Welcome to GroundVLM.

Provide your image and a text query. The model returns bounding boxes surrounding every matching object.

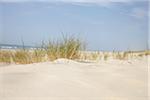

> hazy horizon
[0,0,149,51]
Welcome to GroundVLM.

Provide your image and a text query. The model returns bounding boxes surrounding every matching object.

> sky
[0,0,149,51]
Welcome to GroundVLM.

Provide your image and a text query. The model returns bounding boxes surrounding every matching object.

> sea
[0,44,39,50]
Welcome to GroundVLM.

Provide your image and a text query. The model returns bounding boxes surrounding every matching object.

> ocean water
[0,44,38,50]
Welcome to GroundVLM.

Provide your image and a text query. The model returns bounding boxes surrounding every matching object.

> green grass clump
[45,36,83,61]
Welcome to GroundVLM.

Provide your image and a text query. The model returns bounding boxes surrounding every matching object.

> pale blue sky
[0,0,149,51]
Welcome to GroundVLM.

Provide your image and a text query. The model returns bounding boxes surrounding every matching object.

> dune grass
[0,35,149,64]
[32,48,47,62]
[112,52,128,60]
[0,50,13,63]
[0,36,84,64]
[12,50,32,64]
[45,36,82,61]
[0,49,149,64]
[78,50,150,61]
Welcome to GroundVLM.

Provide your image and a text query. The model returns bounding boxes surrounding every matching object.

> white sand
[0,57,148,100]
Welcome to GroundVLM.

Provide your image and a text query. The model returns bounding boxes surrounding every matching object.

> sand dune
[0,57,148,100]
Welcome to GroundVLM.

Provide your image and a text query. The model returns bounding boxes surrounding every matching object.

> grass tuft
[0,35,150,64]
[0,35,84,64]
[0,50,13,63]
[12,50,32,64]
[45,36,83,61]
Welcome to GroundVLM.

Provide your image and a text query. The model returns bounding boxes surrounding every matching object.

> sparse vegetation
[0,35,84,64]
[32,48,46,62]
[113,52,128,60]
[0,50,13,63]
[0,35,149,64]
[91,52,99,60]
[103,53,109,60]
[12,50,32,64]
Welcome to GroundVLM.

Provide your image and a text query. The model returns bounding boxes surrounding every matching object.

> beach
[0,0,149,100]
[0,57,148,100]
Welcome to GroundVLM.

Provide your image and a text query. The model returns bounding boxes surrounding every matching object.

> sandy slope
[0,58,148,100]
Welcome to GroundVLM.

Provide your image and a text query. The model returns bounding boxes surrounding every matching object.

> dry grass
[0,35,149,64]
[112,52,128,60]
[0,36,84,64]
[78,50,150,61]
[103,53,109,60]
[0,49,149,64]
[12,50,32,64]
[45,36,83,61]
[0,50,13,63]
[32,48,47,62]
